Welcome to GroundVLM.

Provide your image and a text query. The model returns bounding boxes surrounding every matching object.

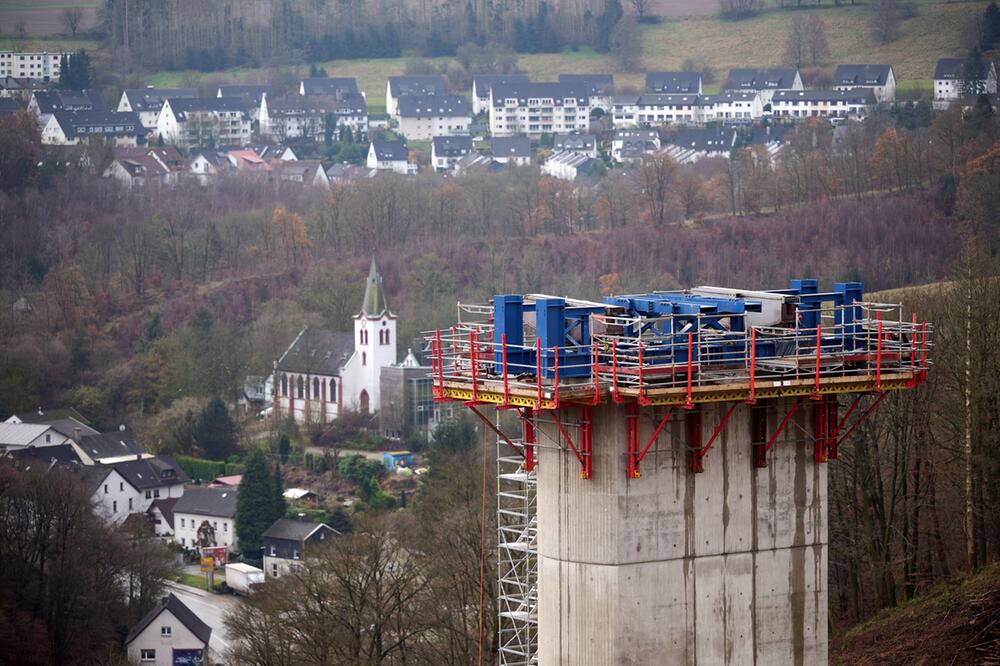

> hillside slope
[833,563,1000,665]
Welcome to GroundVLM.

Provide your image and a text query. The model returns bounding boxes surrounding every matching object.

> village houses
[489,81,592,137]
[394,94,471,140]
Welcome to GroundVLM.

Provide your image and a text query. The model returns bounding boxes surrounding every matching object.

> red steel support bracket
[754,400,801,469]
[750,403,768,468]
[466,404,524,460]
[629,406,673,478]
[690,402,738,473]
[813,399,828,463]
[835,391,889,448]
[522,407,536,471]
[552,407,593,479]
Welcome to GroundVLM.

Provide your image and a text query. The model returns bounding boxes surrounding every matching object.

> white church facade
[272,259,397,424]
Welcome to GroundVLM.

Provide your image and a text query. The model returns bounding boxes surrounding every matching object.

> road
[165,581,242,661]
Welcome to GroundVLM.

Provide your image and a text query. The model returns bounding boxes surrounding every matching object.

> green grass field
[15,0,986,107]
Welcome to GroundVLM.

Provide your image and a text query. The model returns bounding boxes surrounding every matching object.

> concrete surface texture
[536,400,827,665]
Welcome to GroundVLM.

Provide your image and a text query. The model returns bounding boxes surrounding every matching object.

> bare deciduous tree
[872,0,901,43]
[62,7,85,36]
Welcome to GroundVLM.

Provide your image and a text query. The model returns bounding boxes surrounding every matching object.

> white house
[834,64,896,104]
[489,82,592,137]
[0,422,71,452]
[385,75,448,116]
[28,89,104,127]
[88,456,188,525]
[771,88,876,119]
[541,150,603,181]
[259,91,368,142]
[148,498,179,538]
[612,129,660,162]
[172,486,238,552]
[273,160,330,187]
[431,135,474,171]
[662,126,738,164]
[367,138,412,174]
[491,135,532,165]
[394,94,470,140]
[188,150,230,185]
[216,84,272,122]
[154,97,250,148]
[41,110,144,146]
[118,87,198,129]
[559,74,614,111]
[472,74,529,115]
[699,90,764,123]
[725,68,803,106]
[125,594,211,666]
[273,259,397,423]
[612,94,701,127]
[934,57,999,107]
[0,51,67,81]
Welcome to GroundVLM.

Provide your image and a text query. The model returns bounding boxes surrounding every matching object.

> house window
[146,490,152,499]
[270,545,276,556]
[128,498,133,510]
[223,523,227,532]
[161,626,172,637]
[113,501,117,512]
[140,649,155,662]
[271,563,278,577]
[120,482,124,491]
[45,434,51,443]
[181,518,186,528]
[154,489,160,498]
[213,522,218,530]
[293,549,300,560]
[104,484,108,494]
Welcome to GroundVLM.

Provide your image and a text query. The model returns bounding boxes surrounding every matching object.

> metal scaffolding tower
[497,440,538,666]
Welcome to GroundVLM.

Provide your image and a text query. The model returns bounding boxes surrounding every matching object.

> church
[272,259,397,424]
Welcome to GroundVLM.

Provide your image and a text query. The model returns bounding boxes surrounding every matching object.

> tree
[871,0,900,43]
[196,396,239,460]
[235,449,277,558]
[61,7,84,36]
[635,152,680,225]
[719,0,764,19]
[609,16,643,72]
[805,16,831,66]
[272,462,286,520]
[983,1,1000,51]
[785,15,808,68]
[277,434,291,463]
[629,0,651,22]
[595,0,624,53]
[58,51,94,90]
[0,111,41,194]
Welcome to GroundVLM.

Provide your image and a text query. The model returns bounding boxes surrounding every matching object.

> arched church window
[297,376,304,399]
[383,329,390,345]
[313,377,320,399]
[329,380,336,401]
[281,374,288,396]
[362,351,367,366]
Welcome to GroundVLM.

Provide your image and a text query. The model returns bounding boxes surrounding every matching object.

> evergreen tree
[595,0,624,53]
[272,463,286,520]
[136,311,162,352]
[235,449,274,558]
[69,327,90,374]
[982,2,1000,51]
[196,396,238,460]
[277,434,291,464]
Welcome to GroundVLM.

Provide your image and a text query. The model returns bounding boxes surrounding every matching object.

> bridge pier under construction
[535,400,826,665]
[429,279,930,665]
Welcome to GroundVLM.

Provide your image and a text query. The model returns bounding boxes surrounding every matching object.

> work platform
[428,280,932,666]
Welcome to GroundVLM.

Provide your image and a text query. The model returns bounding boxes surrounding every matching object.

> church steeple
[360,257,389,318]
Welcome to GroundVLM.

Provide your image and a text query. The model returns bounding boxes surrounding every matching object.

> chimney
[137,453,142,461]
[73,427,81,442]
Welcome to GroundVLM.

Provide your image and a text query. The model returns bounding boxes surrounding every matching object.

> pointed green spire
[361,257,389,317]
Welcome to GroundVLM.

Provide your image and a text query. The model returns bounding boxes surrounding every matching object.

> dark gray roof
[123,88,197,112]
[276,327,355,375]
[935,58,965,80]
[645,71,702,94]
[52,111,143,139]
[126,594,212,647]
[301,77,359,95]
[473,74,530,97]
[217,84,272,105]
[262,517,335,542]
[490,82,589,107]
[371,138,408,162]
[559,74,614,95]
[491,135,532,158]
[834,64,893,87]
[396,94,469,118]
[78,431,141,460]
[105,456,189,490]
[33,89,105,114]
[173,486,238,518]
[615,129,659,141]
[150,497,179,529]
[702,91,758,104]
[624,93,701,106]
[553,133,596,151]
[666,127,738,153]
[168,97,248,118]
[750,123,793,145]
[727,68,800,90]
[6,443,82,465]
[361,257,390,317]
[388,75,448,97]
[0,98,23,117]
[771,89,876,104]
[432,135,474,157]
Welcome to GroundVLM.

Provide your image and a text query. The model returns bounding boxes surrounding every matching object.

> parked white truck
[225,563,264,595]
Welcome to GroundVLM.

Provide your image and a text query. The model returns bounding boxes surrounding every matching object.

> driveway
[165,581,242,662]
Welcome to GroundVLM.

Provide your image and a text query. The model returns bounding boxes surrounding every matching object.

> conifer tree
[235,449,274,558]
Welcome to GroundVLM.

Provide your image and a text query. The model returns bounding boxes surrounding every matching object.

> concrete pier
[536,400,827,665]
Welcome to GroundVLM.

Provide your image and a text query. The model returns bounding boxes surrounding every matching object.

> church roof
[275,328,354,375]
[361,258,390,318]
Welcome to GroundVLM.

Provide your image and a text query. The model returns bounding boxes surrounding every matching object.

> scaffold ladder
[497,443,538,666]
